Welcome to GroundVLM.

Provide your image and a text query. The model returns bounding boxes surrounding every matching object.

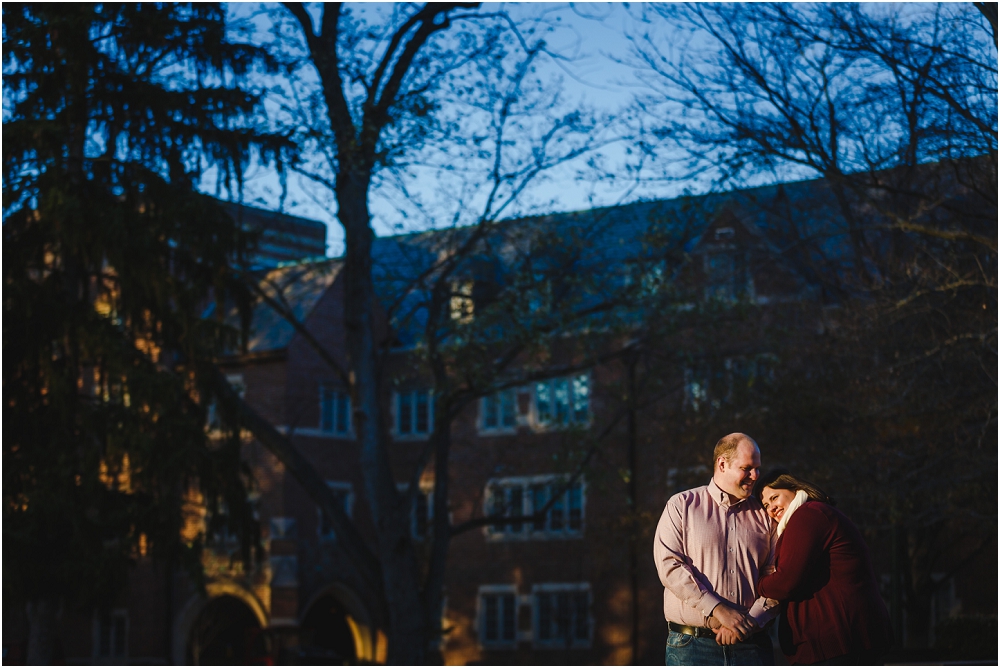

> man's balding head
[713,433,758,468]
[712,433,761,501]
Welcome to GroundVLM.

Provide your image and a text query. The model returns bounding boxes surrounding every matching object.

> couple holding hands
[654,433,893,666]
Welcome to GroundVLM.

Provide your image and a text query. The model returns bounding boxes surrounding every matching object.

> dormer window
[714,227,735,241]
[704,251,748,301]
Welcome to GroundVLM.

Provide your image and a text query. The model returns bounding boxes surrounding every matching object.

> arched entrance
[298,593,358,664]
[185,595,263,665]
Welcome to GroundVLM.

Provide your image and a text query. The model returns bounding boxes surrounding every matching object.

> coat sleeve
[758,503,830,601]
[653,496,724,618]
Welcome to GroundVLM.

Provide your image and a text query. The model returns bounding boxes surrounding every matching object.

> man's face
[714,440,760,500]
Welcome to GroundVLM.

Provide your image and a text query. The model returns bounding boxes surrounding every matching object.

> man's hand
[711,602,755,640]
[714,626,741,646]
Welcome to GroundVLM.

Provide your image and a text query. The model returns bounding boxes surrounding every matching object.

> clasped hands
[708,602,757,646]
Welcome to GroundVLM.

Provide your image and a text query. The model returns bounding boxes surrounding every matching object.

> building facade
[31,178,994,665]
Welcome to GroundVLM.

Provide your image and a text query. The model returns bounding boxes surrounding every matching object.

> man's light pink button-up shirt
[653,479,777,628]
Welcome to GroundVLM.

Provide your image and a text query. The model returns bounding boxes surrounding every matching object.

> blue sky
[214,3,690,257]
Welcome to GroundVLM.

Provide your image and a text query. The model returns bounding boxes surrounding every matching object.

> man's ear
[716,457,725,472]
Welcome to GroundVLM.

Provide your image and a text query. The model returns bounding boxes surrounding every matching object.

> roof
[242,259,343,353]
[235,161,993,353]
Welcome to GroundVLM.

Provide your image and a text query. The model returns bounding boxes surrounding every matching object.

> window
[533,584,591,649]
[481,389,517,432]
[450,280,475,324]
[94,609,127,660]
[319,384,351,435]
[269,517,297,540]
[396,389,433,437]
[534,374,589,428]
[704,251,748,301]
[684,356,776,412]
[485,475,585,540]
[318,482,354,541]
[478,586,517,648]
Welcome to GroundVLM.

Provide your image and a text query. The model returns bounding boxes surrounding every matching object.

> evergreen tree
[2,5,285,662]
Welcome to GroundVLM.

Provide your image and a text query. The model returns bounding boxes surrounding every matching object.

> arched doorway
[298,593,358,664]
[185,595,263,665]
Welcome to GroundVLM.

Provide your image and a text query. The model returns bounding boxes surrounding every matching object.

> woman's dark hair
[754,468,836,506]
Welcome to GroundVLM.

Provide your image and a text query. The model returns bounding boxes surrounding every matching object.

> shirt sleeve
[748,524,780,627]
[653,496,724,618]
[758,504,829,602]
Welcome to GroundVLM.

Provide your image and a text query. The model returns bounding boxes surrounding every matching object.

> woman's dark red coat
[758,501,893,665]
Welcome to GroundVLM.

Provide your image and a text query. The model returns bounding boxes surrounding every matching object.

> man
[653,433,777,665]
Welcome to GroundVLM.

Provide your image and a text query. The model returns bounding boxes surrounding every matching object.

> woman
[755,470,893,665]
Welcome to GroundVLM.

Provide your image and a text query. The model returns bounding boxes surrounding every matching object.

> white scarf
[776,489,810,537]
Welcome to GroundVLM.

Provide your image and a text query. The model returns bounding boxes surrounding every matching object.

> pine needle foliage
[3,3,287,612]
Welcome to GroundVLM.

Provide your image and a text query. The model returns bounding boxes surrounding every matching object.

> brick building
[42,174,994,664]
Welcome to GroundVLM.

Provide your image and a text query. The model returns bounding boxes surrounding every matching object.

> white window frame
[532,583,592,650]
[317,481,354,542]
[393,388,434,440]
[93,608,129,662]
[483,475,586,541]
[476,585,519,650]
[319,383,352,436]
[479,388,518,434]
[531,373,591,430]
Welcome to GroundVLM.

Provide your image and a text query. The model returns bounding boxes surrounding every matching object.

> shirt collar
[708,478,747,509]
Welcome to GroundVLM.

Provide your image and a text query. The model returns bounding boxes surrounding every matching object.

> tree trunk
[26,598,58,665]
[339,175,428,664]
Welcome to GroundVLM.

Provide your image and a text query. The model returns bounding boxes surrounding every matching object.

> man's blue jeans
[664,630,773,666]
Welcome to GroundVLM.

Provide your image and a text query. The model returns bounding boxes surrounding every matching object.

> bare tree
[210,4,643,662]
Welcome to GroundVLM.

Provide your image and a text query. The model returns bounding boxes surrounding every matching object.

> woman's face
[761,486,797,523]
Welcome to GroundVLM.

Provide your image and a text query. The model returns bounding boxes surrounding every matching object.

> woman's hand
[714,627,741,646]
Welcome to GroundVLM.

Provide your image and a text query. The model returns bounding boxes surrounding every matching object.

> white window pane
[501,594,516,641]
[554,378,569,424]
[484,595,498,641]
[501,390,516,427]
[508,486,523,533]
[568,483,583,532]
[535,382,551,424]
[549,483,564,531]
[415,390,429,433]
[320,386,333,432]
[555,592,570,640]
[572,375,589,423]
[484,394,498,429]
[573,592,589,640]
[530,484,548,532]
[335,392,349,433]
[537,593,552,641]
